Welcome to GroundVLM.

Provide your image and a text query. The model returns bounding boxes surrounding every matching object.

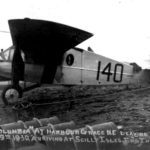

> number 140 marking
[96,61,124,83]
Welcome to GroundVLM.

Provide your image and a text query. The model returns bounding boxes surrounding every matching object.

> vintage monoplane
[0,18,135,105]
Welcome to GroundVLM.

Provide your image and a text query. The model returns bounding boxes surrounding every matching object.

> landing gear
[1,85,23,105]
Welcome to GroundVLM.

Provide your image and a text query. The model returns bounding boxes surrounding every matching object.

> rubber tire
[1,85,23,105]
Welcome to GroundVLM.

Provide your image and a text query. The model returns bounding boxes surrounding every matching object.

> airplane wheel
[1,85,23,105]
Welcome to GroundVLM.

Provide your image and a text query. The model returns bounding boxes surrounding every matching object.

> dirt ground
[0,84,150,133]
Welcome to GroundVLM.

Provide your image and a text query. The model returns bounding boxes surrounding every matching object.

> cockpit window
[0,47,25,62]
[0,46,42,64]
[0,48,12,61]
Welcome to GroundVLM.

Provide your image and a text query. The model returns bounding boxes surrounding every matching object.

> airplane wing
[8,18,93,83]
[8,18,93,64]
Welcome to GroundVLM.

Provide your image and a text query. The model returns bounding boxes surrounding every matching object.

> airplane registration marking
[96,62,124,82]
[113,64,124,82]
[101,62,113,81]
[96,61,101,80]
[63,65,130,76]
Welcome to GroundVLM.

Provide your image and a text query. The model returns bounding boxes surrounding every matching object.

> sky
[0,0,150,68]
